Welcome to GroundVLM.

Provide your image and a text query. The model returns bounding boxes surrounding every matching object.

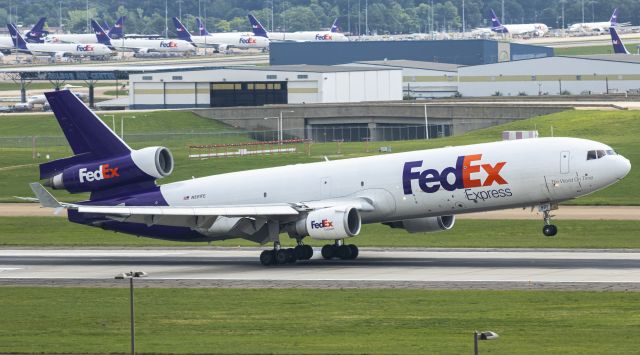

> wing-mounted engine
[287,206,361,240]
[45,146,173,193]
[384,215,455,233]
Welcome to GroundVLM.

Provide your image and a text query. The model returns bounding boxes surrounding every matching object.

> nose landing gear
[539,203,558,237]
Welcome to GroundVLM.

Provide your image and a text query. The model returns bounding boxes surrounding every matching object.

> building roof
[234,64,401,73]
[355,60,463,72]
[561,54,640,64]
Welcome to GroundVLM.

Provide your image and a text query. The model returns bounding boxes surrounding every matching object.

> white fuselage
[568,22,613,33]
[21,42,112,57]
[190,33,269,50]
[158,138,630,223]
[0,36,13,51]
[502,23,549,36]
[110,38,195,53]
[267,31,349,42]
[46,33,98,44]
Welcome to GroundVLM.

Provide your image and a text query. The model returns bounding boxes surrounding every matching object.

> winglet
[29,182,62,208]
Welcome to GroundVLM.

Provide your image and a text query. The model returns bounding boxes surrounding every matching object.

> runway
[1,248,639,291]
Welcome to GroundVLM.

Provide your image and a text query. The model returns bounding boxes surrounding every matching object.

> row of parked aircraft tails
[0,14,348,59]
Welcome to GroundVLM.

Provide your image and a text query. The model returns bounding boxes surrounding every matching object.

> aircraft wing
[76,204,301,217]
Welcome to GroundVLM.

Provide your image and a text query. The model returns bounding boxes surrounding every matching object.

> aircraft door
[560,151,570,174]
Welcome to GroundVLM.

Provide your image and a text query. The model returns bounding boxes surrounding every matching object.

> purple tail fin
[103,20,111,31]
[195,18,210,36]
[91,19,112,47]
[609,27,629,54]
[489,9,502,28]
[248,14,268,38]
[6,23,29,50]
[108,16,125,39]
[330,18,340,33]
[39,90,131,179]
[25,17,48,43]
[610,8,619,26]
[172,17,192,42]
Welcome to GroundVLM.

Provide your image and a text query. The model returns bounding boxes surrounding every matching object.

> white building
[458,55,640,97]
[128,65,403,109]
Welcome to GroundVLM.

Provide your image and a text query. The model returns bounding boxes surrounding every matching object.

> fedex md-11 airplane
[489,9,549,36]
[30,91,630,266]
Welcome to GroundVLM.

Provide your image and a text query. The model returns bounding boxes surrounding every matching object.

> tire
[303,245,314,260]
[285,248,297,263]
[337,245,353,260]
[260,250,274,266]
[275,250,288,264]
[348,245,359,260]
[543,224,558,237]
[294,245,306,260]
[321,245,336,259]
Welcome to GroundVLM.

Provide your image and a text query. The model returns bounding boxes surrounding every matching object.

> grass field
[0,109,638,204]
[554,44,616,56]
[0,287,638,354]
[1,217,638,248]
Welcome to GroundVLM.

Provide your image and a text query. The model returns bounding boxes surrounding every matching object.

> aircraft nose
[616,155,631,180]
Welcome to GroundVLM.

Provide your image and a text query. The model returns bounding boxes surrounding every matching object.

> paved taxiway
[1,248,639,291]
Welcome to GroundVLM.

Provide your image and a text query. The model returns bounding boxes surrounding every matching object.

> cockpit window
[587,149,616,160]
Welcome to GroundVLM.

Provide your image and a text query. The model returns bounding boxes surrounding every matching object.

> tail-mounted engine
[384,215,455,233]
[288,206,362,240]
[44,146,173,193]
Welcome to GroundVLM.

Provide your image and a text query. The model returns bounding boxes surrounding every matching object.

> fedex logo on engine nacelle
[79,164,120,183]
[402,154,507,194]
[310,219,334,230]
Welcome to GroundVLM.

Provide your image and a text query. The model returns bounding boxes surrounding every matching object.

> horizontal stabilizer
[29,182,62,208]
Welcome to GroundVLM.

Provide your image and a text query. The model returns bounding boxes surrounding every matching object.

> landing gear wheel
[348,244,359,260]
[303,245,314,260]
[294,245,307,260]
[337,245,353,260]
[275,250,289,264]
[260,250,275,266]
[543,224,558,237]
[285,248,297,263]
[321,244,336,259]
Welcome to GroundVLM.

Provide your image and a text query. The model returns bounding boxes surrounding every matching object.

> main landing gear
[259,241,314,266]
[539,203,558,237]
[321,240,359,260]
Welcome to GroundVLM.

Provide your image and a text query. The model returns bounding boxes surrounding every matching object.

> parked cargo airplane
[172,17,269,52]
[569,8,621,33]
[7,24,112,59]
[489,9,549,36]
[0,17,48,53]
[30,91,630,265]
[91,20,195,54]
[46,16,125,44]
[248,14,348,42]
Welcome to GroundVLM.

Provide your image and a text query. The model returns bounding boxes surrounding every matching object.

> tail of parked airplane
[7,24,29,51]
[91,20,112,47]
[330,18,340,33]
[610,8,619,26]
[248,14,269,38]
[609,27,630,54]
[25,17,48,43]
[489,9,502,28]
[172,17,192,42]
[195,18,210,36]
[103,20,111,32]
[40,90,173,200]
[108,16,125,39]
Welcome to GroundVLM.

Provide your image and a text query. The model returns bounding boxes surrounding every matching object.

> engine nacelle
[46,146,173,193]
[384,215,455,233]
[288,206,362,240]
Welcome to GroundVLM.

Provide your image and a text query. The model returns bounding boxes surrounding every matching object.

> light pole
[115,271,148,355]
[104,114,115,132]
[423,104,429,139]
[121,115,135,139]
[279,110,294,142]
[474,331,499,355]
[263,116,279,141]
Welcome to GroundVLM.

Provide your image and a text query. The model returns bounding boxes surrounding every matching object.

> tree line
[1,0,638,36]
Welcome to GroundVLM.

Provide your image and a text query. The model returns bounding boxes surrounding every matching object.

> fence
[0,124,452,151]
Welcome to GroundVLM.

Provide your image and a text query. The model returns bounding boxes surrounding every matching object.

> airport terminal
[0,1,639,354]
